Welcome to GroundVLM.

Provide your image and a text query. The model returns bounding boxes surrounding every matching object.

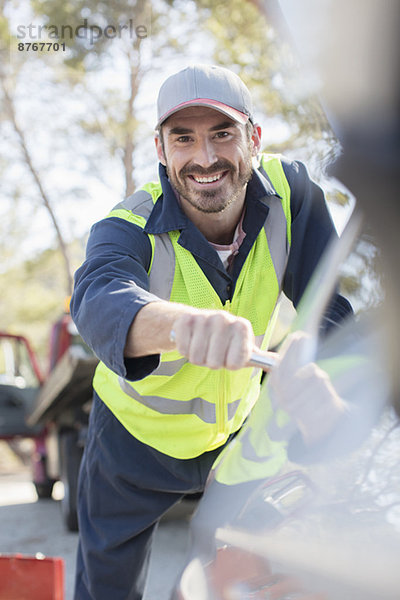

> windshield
[173,1,400,598]
[0,336,40,389]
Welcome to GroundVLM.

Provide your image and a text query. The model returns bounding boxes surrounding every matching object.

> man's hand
[268,332,348,446]
[125,301,256,370]
[172,311,254,370]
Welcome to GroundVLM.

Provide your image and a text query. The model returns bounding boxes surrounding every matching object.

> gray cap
[156,64,254,129]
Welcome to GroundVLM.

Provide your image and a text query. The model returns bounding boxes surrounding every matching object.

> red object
[0,554,64,600]
[0,332,44,384]
[47,314,72,373]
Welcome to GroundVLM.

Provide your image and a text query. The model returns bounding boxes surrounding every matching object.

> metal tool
[248,351,277,370]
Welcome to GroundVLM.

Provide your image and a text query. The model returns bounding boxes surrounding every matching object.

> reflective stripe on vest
[119,376,242,423]
[94,155,292,458]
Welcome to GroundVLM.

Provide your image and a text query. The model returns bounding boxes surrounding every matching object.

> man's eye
[215,131,230,139]
[176,136,192,143]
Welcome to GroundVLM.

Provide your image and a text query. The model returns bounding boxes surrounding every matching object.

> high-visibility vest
[93,154,292,459]
[212,353,374,486]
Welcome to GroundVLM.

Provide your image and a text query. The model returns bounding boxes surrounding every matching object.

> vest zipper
[217,369,227,433]
[217,299,231,433]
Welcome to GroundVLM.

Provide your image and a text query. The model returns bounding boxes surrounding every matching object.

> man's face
[155,107,261,214]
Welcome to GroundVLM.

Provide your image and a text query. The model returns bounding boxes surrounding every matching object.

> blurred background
[1,2,399,598]
[0,0,373,365]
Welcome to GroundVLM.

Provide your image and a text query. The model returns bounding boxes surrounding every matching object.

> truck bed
[27,349,98,427]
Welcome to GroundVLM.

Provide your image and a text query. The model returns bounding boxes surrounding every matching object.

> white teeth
[193,173,223,184]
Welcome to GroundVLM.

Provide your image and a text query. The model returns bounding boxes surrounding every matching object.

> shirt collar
[246,158,282,203]
[144,159,281,235]
[144,164,188,234]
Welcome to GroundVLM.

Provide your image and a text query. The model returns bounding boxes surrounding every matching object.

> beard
[166,153,254,214]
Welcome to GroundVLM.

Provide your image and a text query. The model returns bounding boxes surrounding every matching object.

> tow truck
[0,313,98,531]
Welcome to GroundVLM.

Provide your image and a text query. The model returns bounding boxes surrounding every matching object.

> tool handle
[248,351,277,370]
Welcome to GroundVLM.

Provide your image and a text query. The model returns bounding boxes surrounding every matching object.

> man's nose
[193,138,217,168]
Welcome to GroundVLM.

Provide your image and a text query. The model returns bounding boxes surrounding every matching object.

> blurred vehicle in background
[0,311,97,532]
[0,332,43,439]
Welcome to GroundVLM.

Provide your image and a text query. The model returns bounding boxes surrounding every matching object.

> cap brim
[156,98,250,129]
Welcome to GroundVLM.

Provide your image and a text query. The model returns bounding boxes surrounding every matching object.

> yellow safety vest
[212,353,371,486]
[93,154,292,458]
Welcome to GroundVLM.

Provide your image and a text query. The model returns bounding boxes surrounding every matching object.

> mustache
[179,160,235,178]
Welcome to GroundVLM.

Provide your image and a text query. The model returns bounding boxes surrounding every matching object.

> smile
[190,172,226,184]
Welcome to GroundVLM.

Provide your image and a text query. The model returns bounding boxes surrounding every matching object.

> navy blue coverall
[71,159,352,599]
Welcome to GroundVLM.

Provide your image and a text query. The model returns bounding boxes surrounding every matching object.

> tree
[0,0,380,361]
[1,80,74,294]
[0,0,187,295]
[0,10,74,294]
[0,0,204,358]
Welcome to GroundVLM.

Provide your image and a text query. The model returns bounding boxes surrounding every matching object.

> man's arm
[71,216,162,379]
[71,216,263,377]
[125,301,256,371]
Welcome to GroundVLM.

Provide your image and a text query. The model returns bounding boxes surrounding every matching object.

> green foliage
[0,241,84,366]
[195,0,281,109]
[0,0,382,354]
[193,0,336,159]
[30,0,150,69]
[1,0,191,356]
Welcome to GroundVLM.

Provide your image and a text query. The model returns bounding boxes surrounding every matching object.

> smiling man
[71,64,352,600]
[157,108,254,216]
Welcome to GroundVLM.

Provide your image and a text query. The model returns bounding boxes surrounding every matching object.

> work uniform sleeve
[281,158,353,330]
[70,217,162,381]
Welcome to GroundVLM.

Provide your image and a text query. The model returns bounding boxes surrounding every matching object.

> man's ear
[155,135,166,166]
[250,124,262,156]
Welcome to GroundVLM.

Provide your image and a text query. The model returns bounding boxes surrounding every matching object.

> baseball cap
[156,64,254,129]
